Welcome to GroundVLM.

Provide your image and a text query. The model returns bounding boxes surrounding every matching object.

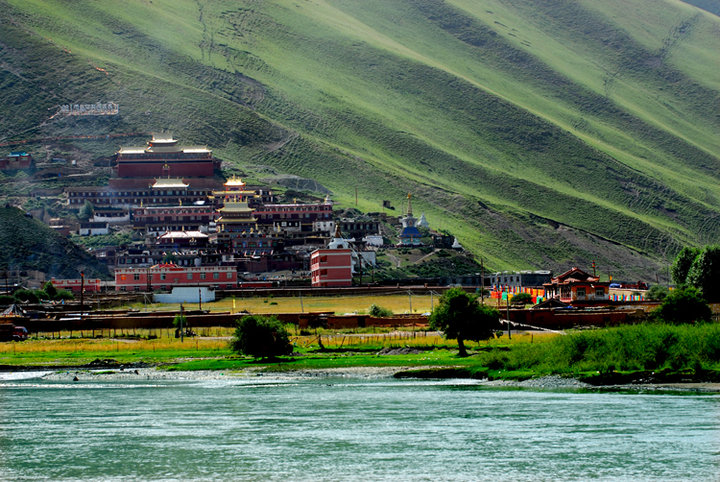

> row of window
[127,271,232,280]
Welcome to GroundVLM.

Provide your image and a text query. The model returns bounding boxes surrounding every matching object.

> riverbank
[5,366,719,394]
[3,322,719,387]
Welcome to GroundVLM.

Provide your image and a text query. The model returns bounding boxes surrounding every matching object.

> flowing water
[1,372,718,481]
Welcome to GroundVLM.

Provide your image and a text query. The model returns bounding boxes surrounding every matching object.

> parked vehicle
[13,325,28,341]
[0,323,28,341]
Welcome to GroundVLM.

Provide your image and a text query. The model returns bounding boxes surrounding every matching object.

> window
[576,288,586,299]
[201,273,206,280]
[187,273,193,280]
[595,288,605,298]
[160,273,166,280]
[213,272,219,279]
[133,273,140,281]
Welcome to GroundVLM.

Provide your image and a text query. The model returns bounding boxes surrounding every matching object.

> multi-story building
[66,178,220,208]
[132,205,214,235]
[255,200,333,234]
[114,263,237,291]
[0,151,33,170]
[310,227,353,287]
[115,135,219,178]
[338,218,380,240]
[490,270,552,289]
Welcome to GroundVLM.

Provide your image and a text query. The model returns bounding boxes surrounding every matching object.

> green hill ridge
[0,206,109,279]
[1,0,719,280]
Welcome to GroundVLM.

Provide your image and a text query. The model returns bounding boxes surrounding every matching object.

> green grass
[1,0,719,279]
[6,323,719,384]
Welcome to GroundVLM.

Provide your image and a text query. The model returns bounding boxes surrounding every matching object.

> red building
[114,264,237,291]
[0,152,33,170]
[50,278,103,293]
[543,267,609,303]
[115,135,218,178]
[310,249,352,287]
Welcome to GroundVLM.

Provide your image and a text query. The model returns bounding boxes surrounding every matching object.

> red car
[12,326,28,341]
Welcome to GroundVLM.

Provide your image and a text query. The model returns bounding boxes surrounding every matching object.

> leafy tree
[78,201,94,221]
[429,287,499,357]
[671,246,700,286]
[43,281,57,299]
[655,286,712,324]
[510,292,533,306]
[230,315,293,359]
[645,285,669,301]
[687,245,720,302]
[13,289,39,303]
[368,304,393,317]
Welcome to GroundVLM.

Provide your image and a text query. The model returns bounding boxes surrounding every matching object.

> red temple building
[115,135,218,178]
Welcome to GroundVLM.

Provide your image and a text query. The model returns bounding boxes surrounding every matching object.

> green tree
[43,281,57,299]
[645,285,669,301]
[510,292,533,306]
[429,287,499,357]
[230,315,293,359]
[655,286,712,324]
[687,245,720,302]
[13,289,39,303]
[78,201,94,221]
[671,246,700,286]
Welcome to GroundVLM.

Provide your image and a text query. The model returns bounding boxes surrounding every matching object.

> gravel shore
[5,368,716,392]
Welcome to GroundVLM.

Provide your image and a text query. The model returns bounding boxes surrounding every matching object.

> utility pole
[506,298,511,340]
[481,258,485,304]
[180,303,184,343]
[408,291,413,313]
[80,271,85,318]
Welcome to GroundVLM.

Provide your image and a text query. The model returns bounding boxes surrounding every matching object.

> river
[1,371,718,481]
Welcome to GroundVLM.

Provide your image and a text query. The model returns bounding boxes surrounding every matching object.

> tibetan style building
[543,267,609,304]
[115,135,219,178]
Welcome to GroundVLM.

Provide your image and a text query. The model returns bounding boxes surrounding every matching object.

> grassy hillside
[0,207,110,279]
[1,0,719,280]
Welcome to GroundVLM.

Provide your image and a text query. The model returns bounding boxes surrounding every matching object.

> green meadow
[1,0,719,279]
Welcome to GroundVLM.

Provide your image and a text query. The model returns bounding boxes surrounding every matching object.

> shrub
[655,286,711,324]
[14,289,39,303]
[645,285,669,301]
[230,315,293,359]
[368,304,393,317]
[510,292,533,306]
[54,289,74,300]
[0,294,15,305]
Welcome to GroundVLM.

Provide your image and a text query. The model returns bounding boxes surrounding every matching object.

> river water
[1,371,718,481]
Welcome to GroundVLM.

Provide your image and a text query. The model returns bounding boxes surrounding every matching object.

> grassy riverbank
[3,324,719,384]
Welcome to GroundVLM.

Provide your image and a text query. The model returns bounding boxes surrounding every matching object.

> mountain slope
[1,0,719,280]
[0,207,110,279]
